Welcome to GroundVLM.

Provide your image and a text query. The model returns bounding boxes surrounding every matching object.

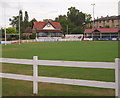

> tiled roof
[33,21,46,29]
[84,28,120,33]
[33,21,62,30]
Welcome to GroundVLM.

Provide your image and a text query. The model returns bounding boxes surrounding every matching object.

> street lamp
[19,10,21,44]
[91,3,95,41]
[3,3,7,45]
[66,25,68,34]
[91,3,95,28]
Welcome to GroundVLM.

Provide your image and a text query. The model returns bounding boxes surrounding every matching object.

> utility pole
[91,3,95,28]
[4,5,6,45]
[19,10,21,45]
[91,3,95,41]
[66,25,68,34]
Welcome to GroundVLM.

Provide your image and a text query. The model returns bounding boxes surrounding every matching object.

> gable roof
[84,28,120,33]
[33,21,62,30]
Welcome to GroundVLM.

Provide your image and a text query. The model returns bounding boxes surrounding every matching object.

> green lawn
[1,41,118,96]
[2,63,115,82]
[2,41,118,62]
[2,78,115,96]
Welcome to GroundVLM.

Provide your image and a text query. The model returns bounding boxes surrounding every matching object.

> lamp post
[91,3,95,41]
[3,4,7,45]
[19,10,21,45]
[66,25,68,34]
[91,3,95,25]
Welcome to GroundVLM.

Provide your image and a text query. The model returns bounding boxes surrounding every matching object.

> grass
[2,63,115,82]
[1,41,118,96]
[2,41,119,62]
[2,78,115,96]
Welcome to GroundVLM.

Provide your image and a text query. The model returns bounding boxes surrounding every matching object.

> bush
[71,26,84,34]
[30,33,36,39]
[21,34,27,39]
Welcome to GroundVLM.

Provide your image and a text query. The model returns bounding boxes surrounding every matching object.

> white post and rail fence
[0,56,120,97]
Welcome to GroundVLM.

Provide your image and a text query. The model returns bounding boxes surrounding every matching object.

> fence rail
[0,73,115,89]
[1,57,120,97]
[0,58,115,69]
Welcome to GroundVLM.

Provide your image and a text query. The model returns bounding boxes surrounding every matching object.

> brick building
[86,15,120,28]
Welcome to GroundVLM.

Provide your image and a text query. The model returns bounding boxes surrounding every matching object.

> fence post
[33,56,38,94]
[115,58,120,98]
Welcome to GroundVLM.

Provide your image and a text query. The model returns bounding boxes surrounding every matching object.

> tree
[9,16,19,28]
[6,27,17,34]
[85,13,92,22]
[71,26,84,34]
[105,25,110,28]
[18,10,24,32]
[67,7,85,26]
[23,11,29,29]
[55,7,92,34]
[28,18,37,27]
[9,10,29,33]
[56,15,75,34]
[0,28,5,38]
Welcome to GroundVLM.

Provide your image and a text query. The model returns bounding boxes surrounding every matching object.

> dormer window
[47,24,50,27]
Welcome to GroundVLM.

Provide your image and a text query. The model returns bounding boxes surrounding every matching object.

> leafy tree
[6,27,17,34]
[28,18,37,27]
[23,11,29,29]
[85,13,92,22]
[9,16,19,29]
[0,28,5,38]
[105,25,110,28]
[55,7,92,34]
[67,7,85,26]
[9,10,28,33]
[30,33,36,39]
[71,26,84,34]
[56,15,75,34]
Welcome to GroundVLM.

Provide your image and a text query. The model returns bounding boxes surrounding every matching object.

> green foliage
[67,7,85,26]
[55,7,92,34]
[6,27,17,34]
[21,34,27,39]
[57,16,75,33]
[30,33,36,39]
[71,26,84,34]
[0,28,5,38]
[105,25,110,28]
[9,10,30,33]
[23,11,29,30]
[28,18,37,27]
[85,13,92,22]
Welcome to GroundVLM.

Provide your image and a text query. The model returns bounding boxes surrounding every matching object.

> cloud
[0,0,119,27]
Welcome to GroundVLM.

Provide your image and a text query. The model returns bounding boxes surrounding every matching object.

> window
[107,20,109,22]
[47,24,50,27]
[99,26,103,28]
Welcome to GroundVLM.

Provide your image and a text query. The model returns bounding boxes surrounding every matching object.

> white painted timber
[0,73,115,89]
[33,56,38,94]
[0,58,115,69]
[43,23,55,30]
[115,58,120,97]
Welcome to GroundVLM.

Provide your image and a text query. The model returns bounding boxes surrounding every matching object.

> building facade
[33,21,63,37]
[86,16,120,28]
[84,28,120,41]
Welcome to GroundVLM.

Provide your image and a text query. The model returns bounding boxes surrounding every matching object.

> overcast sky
[0,0,119,27]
